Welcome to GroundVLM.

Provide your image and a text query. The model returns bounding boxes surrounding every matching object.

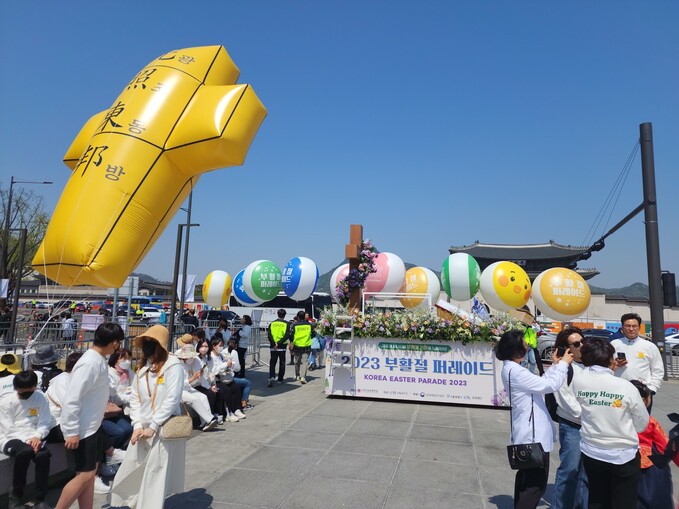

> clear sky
[1,2,677,289]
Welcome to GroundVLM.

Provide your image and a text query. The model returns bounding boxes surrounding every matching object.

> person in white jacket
[209,335,245,422]
[496,328,573,509]
[175,344,218,432]
[55,322,123,509]
[573,336,649,509]
[611,312,664,411]
[0,370,52,509]
[111,325,187,509]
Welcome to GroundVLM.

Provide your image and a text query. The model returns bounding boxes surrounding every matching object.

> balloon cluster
[439,253,591,320]
[203,257,319,308]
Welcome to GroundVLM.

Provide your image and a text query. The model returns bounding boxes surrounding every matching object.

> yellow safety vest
[292,322,312,348]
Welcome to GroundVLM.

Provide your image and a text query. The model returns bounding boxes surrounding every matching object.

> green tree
[0,183,51,301]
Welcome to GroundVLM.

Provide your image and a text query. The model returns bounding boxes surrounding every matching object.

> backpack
[544,365,574,422]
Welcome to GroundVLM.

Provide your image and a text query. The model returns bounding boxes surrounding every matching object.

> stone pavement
[49,361,679,509]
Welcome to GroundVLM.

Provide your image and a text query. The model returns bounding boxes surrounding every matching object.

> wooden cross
[345,224,363,309]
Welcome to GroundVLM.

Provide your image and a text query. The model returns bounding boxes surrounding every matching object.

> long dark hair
[137,340,169,373]
[196,338,212,361]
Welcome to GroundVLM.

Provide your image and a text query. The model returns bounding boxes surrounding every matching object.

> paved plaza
[45,361,678,509]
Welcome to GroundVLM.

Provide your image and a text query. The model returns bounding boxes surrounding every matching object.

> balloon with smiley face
[479,261,532,312]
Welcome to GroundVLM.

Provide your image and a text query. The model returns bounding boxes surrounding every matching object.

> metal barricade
[665,351,679,379]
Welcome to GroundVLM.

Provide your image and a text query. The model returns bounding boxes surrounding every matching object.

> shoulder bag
[142,365,193,441]
[506,369,547,470]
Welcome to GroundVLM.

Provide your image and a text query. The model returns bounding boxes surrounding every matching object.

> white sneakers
[234,409,246,419]
[226,414,239,423]
[107,448,126,464]
[94,476,111,494]
[299,377,307,384]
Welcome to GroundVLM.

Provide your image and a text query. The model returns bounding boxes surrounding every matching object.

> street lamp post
[168,222,200,344]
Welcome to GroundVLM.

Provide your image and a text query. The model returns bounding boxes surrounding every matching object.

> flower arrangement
[318,306,523,345]
[335,240,378,304]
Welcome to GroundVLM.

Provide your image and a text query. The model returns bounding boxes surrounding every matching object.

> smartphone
[556,346,566,357]
[617,352,626,361]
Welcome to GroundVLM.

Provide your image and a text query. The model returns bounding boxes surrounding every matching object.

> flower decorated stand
[320,309,514,408]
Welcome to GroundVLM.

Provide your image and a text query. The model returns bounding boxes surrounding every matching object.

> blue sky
[1,2,677,289]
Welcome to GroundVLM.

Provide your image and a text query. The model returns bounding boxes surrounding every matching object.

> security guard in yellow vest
[289,310,313,384]
[267,309,290,387]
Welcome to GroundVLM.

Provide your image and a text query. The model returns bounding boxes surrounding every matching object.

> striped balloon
[202,270,232,308]
[232,269,261,305]
[282,257,319,301]
[441,253,481,301]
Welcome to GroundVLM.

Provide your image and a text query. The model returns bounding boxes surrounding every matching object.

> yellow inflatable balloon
[399,267,440,309]
[32,46,267,287]
[532,268,591,321]
[479,261,531,312]
[202,270,233,308]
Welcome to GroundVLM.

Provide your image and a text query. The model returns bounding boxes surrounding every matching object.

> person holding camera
[573,337,649,509]
[497,329,573,509]
[610,313,663,412]
[552,327,588,509]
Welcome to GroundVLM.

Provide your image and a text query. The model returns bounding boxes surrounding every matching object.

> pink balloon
[364,252,406,294]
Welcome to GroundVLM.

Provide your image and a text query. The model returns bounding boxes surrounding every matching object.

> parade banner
[325,338,508,407]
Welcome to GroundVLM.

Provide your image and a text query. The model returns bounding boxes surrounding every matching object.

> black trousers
[3,439,51,500]
[236,347,247,378]
[582,452,640,509]
[513,451,549,509]
[217,381,242,414]
[269,350,286,381]
[195,385,221,415]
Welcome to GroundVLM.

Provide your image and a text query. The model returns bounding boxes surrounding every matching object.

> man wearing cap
[54,322,124,509]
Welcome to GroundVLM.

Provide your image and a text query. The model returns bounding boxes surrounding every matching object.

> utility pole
[639,122,666,380]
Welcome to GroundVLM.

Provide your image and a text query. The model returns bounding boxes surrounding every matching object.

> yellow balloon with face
[479,261,532,312]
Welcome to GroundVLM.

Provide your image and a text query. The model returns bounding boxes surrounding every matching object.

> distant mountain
[589,282,679,300]
[131,272,171,285]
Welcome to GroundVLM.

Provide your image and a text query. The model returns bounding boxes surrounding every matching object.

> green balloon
[251,260,282,301]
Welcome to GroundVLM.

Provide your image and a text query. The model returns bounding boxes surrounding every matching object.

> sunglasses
[568,341,582,349]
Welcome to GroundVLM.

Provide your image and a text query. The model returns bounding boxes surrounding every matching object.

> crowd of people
[498,312,677,509]
[0,310,271,509]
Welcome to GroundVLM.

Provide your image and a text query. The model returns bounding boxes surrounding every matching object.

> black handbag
[506,370,547,470]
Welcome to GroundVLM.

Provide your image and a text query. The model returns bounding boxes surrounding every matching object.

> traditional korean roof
[449,241,597,261]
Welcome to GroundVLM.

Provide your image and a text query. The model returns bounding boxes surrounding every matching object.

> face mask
[142,341,157,357]
[199,347,209,355]
[18,391,34,400]
[118,360,132,371]
[215,346,223,354]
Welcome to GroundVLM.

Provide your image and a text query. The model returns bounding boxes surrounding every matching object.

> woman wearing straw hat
[110,325,187,509]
